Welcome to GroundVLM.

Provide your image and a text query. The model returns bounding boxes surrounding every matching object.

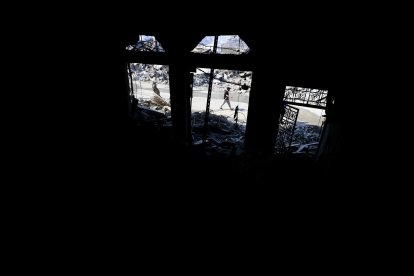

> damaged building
[11,5,374,259]
[104,26,347,187]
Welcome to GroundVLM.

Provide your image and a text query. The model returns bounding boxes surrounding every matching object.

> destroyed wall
[193,69,252,89]
[130,64,169,84]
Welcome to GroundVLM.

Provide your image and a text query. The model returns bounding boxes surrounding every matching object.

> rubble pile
[150,95,170,108]
[191,112,245,154]
[292,123,322,145]
[130,64,169,84]
[289,123,322,155]
[139,96,171,117]
[193,69,252,90]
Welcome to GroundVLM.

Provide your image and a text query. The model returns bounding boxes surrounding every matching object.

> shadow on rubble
[118,111,332,194]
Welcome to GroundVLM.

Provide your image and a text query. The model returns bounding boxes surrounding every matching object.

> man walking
[220,87,233,110]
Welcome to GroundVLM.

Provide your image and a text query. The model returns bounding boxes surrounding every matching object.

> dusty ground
[132,81,325,127]
[294,106,325,126]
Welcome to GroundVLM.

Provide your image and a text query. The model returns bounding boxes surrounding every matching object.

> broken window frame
[124,35,171,125]
[191,35,251,55]
[275,85,329,157]
[125,35,165,53]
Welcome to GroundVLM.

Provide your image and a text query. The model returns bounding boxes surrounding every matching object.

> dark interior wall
[16,9,372,252]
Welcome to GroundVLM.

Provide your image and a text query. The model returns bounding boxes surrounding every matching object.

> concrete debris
[193,69,252,89]
[191,112,246,155]
[133,94,171,125]
[132,106,167,125]
[292,124,322,145]
[289,124,322,155]
[130,64,169,84]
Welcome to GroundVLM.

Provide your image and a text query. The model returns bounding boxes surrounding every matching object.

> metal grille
[275,104,299,154]
[284,86,328,108]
